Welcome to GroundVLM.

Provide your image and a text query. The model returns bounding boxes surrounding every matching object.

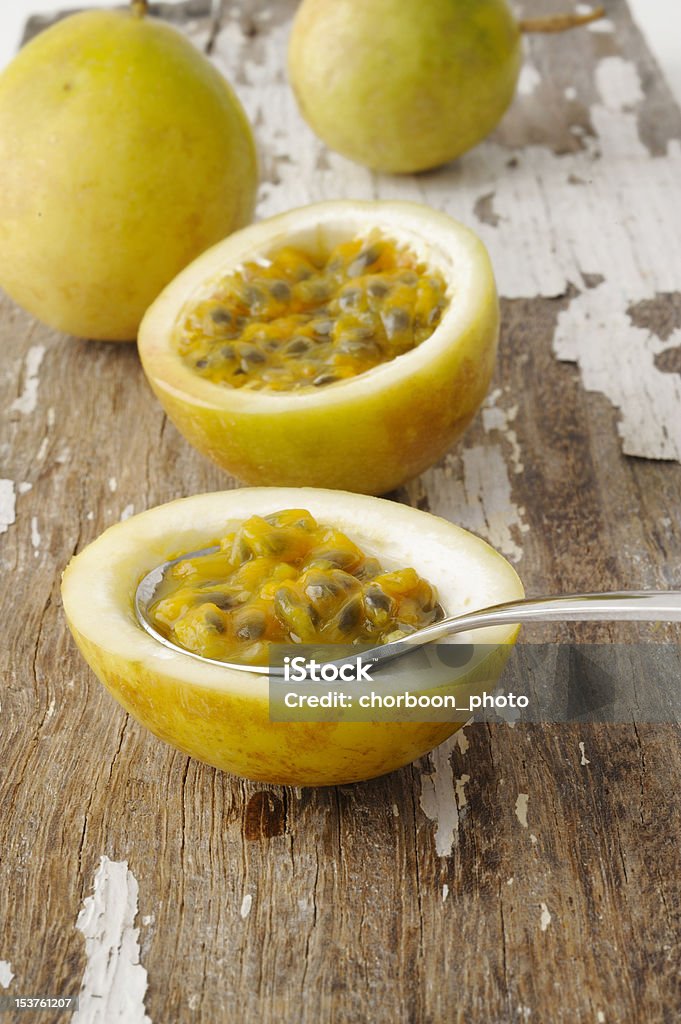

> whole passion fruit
[138,199,499,494]
[0,1,257,340]
[288,0,604,173]
[61,488,524,785]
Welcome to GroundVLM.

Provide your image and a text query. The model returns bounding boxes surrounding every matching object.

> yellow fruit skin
[66,622,515,786]
[288,0,522,173]
[0,10,257,340]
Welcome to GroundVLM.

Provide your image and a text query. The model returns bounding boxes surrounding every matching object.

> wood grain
[1,1,681,1022]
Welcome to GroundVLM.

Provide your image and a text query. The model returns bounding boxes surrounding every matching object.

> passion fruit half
[61,488,523,786]
[138,200,499,495]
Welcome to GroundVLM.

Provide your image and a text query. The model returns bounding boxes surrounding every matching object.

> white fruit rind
[61,488,524,700]
[138,200,496,409]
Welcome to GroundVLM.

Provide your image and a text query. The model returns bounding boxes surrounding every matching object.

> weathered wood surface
[2,1,681,1021]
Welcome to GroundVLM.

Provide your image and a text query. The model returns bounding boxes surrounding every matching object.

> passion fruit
[288,0,605,174]
[138,200,499,494]
[0,1,257,340]
[61,488,524,786]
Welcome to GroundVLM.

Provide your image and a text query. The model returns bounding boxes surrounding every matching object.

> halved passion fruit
[61,489,523,785]
[138,201,499,495]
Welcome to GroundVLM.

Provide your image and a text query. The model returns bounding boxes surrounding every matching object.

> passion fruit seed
[177,234,448,391]
[148,508,440,665]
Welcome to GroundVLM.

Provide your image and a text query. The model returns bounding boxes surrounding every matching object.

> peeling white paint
[120,504,135,522]
[419,736,459,857]
[0,961,14,988]
[108,477,118,493]
[597,1012,606,1023]
[30,516,41,553]
[455,774,470,809]
[443,445,526,561]
[11,345,45,415]
[73,856,151,1024]
[442,884,449,903]
[539,902,552,931]
[454,727,470,755]
[47,407,56,429]
[141,915,154,928]
[515,793,529,828]
[518,1004,532,1021]
[0,480,16,535]
[554,280,681,460]
[579,741,591,766]
[17,482,32,495]
[240,894,253,919]
[518,64,541,96]
[187,994,200,1011]
[507,877,514,886]
[564,86,578,101]
[392,803,399,818]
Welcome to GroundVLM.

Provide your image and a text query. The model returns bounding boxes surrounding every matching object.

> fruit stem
[519,5,605,33]
[130,0,149,17]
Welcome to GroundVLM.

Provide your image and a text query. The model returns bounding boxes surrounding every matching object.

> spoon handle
[395,590,681,648]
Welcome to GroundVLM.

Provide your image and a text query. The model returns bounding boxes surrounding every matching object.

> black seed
[199,592,237,610]
[270,280,291,301]
[195,358,209,369]
[312,373,340,387]
[428,303,444,326]
[367,280,389,298]
[311,318,334,337]
[220,344,235,360]
[210,308,232,325]
[204,610,226,633]
[286,337,311,355]
[384,308,410,334]
[365,586,392,613]
[233,367,246,376]
[237,615,266,641]
[400,271,419,286]
[338,598,362,634]
[240,345,266,365]
[348,246,380,277]
[339,289,361,311]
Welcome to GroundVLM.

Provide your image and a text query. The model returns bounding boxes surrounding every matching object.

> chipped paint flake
[120,504,135,522]
[419,736,459,857]
[597,1012,606,1023]
[0,961,14,988]
[554,281,681,460]
[73,856,151,1024]
[455,774,470,809]
[539,902,552,931]
[515,793,529,828]
[579,741,591,766]
[11,345,45,415]
[240,894,253,919]
[518,64,541,96]
[442,884,449,903]
[109,477,118,493]
[0,480,16,535]
[30,516,41,553]
[455,727,470,755]
[444,445,526,561]
[392,803,399,818]
[17,482,32,495]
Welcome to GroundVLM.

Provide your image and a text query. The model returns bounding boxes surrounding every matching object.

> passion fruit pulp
[138,200,499,495]
[61,488,523,786]
[148,507,440,665]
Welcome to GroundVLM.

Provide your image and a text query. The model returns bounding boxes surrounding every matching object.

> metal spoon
[135,550,681,676]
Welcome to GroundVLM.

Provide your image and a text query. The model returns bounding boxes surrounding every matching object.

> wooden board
[2,1,681,1021]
